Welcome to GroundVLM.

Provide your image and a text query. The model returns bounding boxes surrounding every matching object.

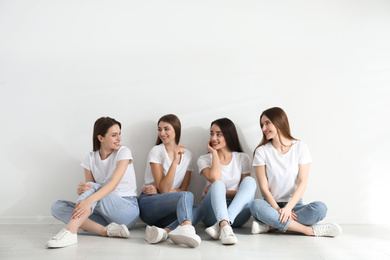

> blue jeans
[250,199,328,232]
[51,182,140,229]
[139,191,205,231]
[202,177,256,227]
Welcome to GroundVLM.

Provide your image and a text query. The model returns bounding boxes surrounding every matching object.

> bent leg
[201,180,229,226]
[250,199,290,232]
[95,195,140,229]
[293,201,327,226]
[227,177,256,225]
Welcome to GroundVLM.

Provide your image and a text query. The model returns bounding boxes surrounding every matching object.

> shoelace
[108,226,123,236]
[51,229,68,241]
[222,227,235,237]
[315,225,330,236]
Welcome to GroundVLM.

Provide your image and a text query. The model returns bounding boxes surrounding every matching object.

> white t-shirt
[81,146,138,197]
[143,143,193,190]
[253,140,312,202]
[197,152,252,196]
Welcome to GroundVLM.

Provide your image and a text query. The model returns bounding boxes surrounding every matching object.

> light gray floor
[1,221,390,260]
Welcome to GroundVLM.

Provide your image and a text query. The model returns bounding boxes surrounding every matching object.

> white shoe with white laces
[312,223,342,237]
[220,225,237,245]
[107,222,130,238]
[46,228,77,248]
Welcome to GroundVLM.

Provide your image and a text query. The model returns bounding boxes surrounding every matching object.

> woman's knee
[311,201,328,219]
[250,199,269,217]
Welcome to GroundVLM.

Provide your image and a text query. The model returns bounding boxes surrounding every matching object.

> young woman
[250,107,342,237]
[198,118,256,245]
[46,117,140,248]
[139,114,205,248]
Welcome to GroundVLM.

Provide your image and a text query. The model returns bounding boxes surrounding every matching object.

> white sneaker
[145,225,168,244]
[251,220,269,234]
[312,223,342,237]
[107,222,130,238]
[220,225,237,245]
[205,222,220,240]
[168,225,201,248]
[46,228,77,248]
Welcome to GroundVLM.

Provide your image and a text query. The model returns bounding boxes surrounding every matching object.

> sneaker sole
[46,239,77,248]
[145,226,162,244]
[168,233,201,248]
[205,227,220,240]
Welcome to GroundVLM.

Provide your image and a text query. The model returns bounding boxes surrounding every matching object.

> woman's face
[210,124,227,150]
[261,115,278,140]
[158,121,176,144]
[99,124,121,150]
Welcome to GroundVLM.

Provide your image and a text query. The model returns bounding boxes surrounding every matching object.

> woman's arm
[76,170,96,195]
[279,163,310,223]
[71,159,130,219]
[255,166,280,211]
[201,142,222,183]
[152,145,185,194]
[169,171,191,192]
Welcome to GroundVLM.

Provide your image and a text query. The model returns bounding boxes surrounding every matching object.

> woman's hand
[77,182,92,195]
[71,198,94,219]
[142,185,158,195]
[206,142,217,154]
[173,145,185,163]
[278,206,294,223]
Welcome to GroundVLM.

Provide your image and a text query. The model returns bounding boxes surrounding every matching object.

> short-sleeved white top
[253,140,312,202]
[81,146,138,197]
[143,143,193,190]
[197,152,252,196]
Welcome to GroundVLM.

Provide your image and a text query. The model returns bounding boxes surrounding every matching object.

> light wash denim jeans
[202,176,257,227]
[139,191,205,231]
[51,182,140,229]
[250,199,327,232]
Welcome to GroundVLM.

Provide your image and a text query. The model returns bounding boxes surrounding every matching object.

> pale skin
[64,124,131,236]
[140,121,193,233]
[256,115,315,236]
[200,124,250,229]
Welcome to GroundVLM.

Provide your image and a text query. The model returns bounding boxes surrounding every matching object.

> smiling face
[99,124,121,151]
[210,124,227,150]
[260,115,278,141]
[158,121,176,145]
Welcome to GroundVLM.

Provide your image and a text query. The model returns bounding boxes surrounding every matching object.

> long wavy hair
[155,114,181,145]
[254,107,297,154]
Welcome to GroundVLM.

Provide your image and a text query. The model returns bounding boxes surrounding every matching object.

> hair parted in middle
[211,117,243,153]
[254,107,297,153]
[155,114,181,145]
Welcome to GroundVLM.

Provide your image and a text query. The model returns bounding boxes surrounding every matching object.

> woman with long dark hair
[198,118,256,245]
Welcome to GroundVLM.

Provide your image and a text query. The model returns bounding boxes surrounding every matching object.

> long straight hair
[155,114,181,145]
[254,107,297,154]
[211,118,243,153]
[93,117,121,151]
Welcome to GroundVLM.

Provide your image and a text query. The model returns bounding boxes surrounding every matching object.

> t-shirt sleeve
[81,152,92,170]
[147,146,163,164]
[298,141,312,164]
[241,153,252,174]
[197,154,211,174]
[253,146,266,166]
[117,146,133,164]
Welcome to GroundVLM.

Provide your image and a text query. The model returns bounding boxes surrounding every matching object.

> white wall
[1,0,389,225]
